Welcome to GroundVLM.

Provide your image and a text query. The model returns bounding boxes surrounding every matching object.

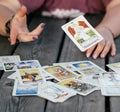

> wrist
[104,26,115,38]
[5,15,14,35]
[96,25,115,39]
[0,4,15,36]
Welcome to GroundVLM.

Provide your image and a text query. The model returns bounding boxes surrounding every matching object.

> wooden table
[0,13,120,112]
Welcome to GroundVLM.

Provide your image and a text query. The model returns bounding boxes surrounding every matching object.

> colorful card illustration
[43,65,76,81]
[3,62,17,71]
[58,78,97,96]
[99,72,120,96]
[38,81,76,102]
[41,67,54,80]
[12,79,39,96]
[17,68,45,84]
[0,55,21,71]
[16,60,41,69]
[61,15,103,52]
[53,62,81,76]
[107,62,120,74]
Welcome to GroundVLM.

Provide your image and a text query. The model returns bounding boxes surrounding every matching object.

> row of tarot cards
[1,55,120,103]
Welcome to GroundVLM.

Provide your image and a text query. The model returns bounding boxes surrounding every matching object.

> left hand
[85,26,116,59]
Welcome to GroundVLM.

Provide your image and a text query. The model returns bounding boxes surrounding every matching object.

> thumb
[16,5,27,17]
[30,23,46,35]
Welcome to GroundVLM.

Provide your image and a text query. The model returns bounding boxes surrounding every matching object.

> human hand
[85,26,116,59]
[10,5,45,45]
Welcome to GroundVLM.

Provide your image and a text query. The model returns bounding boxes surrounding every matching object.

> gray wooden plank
[0,36,17,56]
[108,36,120,112]
[0,71,19,112]
[45,14,106,112]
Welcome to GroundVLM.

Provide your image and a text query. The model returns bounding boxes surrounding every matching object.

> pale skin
[0,0,120,59]
[86,0,120,59]
[0,0,45,45]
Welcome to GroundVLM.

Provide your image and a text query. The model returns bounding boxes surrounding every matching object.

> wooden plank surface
[108,36,120,112]
[0,13,113,112]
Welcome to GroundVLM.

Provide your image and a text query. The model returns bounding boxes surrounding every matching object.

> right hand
[85,26,116,59]
[10,5,45,45]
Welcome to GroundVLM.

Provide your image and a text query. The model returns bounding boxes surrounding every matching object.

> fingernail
[111,53,115,57]
[101,54,105,58]
[86,53,90,58]
[40,23,46,28]
[33,36,38,40]
[93,54,98,59]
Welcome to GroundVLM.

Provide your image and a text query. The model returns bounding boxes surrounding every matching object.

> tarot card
[61,15,103,52]
[38,81,76,102]
[53,62,82,76]
[58,78,98,96]
[76,75,100,87]
[99,72,120,96]
[12,79,39,96]
[107,62,120,73]
[43,65,76,81]
[16,60,41,69]
[0,55,20,70]
[17,68,46,84]
[71,61,105,76]
[99,72,120,86]
[41,66,54,80]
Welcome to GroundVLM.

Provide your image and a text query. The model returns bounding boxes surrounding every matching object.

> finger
[18,33,39,42]
[10,28,18,45]
[86,45,96,58]
[92,42,105,59]
[16,5,27,17]
[100,42,111,58]
[110,42,116,56]
[30,23,45,35]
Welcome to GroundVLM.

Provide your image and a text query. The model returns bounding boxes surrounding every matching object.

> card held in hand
[61,15,103,52]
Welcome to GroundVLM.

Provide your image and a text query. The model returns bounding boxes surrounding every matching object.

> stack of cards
[12,60,46,96]
[42,61,104,95]
[62,15,103,52]
[53,61,106,86]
